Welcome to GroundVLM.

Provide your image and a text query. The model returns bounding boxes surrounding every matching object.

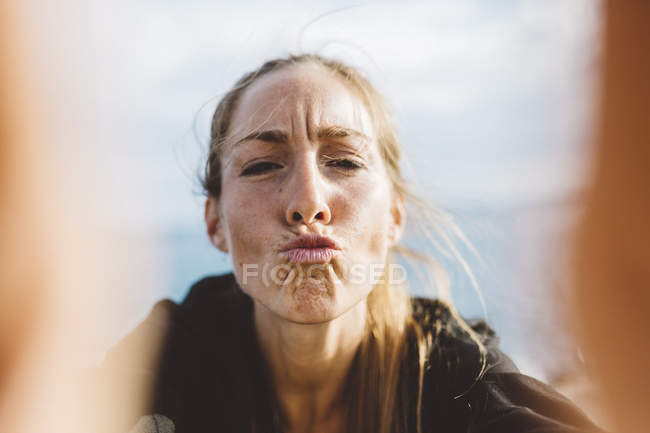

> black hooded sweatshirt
[100,273,605,433]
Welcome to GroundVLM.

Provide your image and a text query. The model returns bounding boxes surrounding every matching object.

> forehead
[228,64,374,141]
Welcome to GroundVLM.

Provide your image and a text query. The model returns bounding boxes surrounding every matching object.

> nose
[284,156,332,226]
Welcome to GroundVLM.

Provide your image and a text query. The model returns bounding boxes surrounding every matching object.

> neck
[253,299,367,433]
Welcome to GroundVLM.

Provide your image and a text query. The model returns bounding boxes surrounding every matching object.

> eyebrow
[316,125,370,142]
[238,129,289,144]
[236,125,370,146]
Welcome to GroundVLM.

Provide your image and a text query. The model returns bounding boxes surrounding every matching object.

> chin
[251,261,367,324]
[284,276,341,323]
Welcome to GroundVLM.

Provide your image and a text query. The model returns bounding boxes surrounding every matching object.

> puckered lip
[279,233,341,251]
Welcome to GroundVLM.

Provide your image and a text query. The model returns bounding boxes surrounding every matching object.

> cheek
[339,177,392,257]
[365,207,391,259]
[220,184,277,264]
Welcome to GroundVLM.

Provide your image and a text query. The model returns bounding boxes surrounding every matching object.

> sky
[82,0,601,230]
[35,0,603,376]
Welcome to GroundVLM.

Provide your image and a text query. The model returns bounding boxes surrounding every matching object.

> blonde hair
[201,54,486,433]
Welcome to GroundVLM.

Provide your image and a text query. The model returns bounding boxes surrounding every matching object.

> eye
[240,161,282,176]
[325,158,364,170]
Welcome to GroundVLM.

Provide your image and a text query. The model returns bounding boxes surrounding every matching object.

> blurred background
[11,2,650,433]
[9,0,602,391]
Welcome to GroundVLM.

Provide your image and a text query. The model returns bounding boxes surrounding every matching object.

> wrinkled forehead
[226,64,375,149]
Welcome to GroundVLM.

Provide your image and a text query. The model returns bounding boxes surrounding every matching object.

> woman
[103,54,604,433]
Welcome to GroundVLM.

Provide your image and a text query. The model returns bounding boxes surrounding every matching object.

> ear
[204,196,229,253]
[388,195,406,248]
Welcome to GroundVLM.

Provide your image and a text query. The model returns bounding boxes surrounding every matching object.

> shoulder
[410,297,517,385]
[98,273,251,432]
[102,273,246,365]
[411,297,604,433]
[172,272,249,333]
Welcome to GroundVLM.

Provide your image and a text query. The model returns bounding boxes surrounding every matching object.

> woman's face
[205,63,404,323]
